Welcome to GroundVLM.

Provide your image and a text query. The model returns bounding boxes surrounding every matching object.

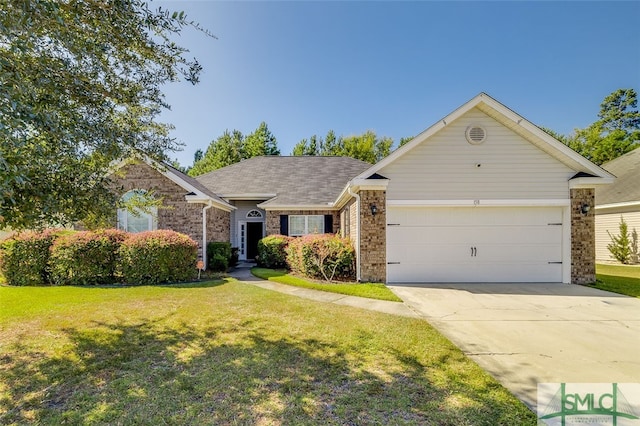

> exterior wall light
[581,203,591,215]
[370,204,378,216]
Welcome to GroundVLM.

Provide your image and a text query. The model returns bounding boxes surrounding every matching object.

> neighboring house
[595,148,640,263]
[112,93,614,284]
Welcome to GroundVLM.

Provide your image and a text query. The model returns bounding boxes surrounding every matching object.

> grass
[592,263,640,297]
[0,281,535,425]
[251,267,403,302]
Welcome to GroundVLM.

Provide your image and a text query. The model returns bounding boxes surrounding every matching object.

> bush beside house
[0,229,69,286]
[257,235,290,269]
[49,229,127,286]
[0,229,201,286]
[119,230,198,284]
[207,241,234,272]
[258,234,355,282]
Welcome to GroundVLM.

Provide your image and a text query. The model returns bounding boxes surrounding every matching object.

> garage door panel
[388,226,561,245]
[386,206,564,283]
[387,261,562,283]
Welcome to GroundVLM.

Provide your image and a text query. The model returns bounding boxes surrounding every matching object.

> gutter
[348,186,361,282]
[202,202,213,269]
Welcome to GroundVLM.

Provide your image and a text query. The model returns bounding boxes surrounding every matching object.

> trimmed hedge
[119,230,198,285]
[0,229,202,286]
[257,235,290,269]
[207,241,232,272]
[0,229,67,286]
[49,229,127,285]
[285,234,355,282]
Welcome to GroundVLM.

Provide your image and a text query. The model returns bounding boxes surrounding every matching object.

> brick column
[358,190,386,282]
[571,188,595,284]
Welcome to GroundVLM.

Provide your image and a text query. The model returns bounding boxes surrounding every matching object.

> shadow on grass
[56,279,228,290]
[1,319,535,425]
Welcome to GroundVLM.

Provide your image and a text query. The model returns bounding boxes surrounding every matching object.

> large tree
[243,121,280,157]
[188,123,280,176]
[189,130,244,176]
[545,88,640,165]
[291,129,393,163]
[1,0,207,229]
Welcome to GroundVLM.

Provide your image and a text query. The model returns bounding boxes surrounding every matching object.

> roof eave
[219,193,277,200]
[184,195,236,212]
[569,176,616,189]
[595,201,640,211]
[258,203,337,211]
[333,178,390,209]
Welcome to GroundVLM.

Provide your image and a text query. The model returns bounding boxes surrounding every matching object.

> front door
[246,222,263,260]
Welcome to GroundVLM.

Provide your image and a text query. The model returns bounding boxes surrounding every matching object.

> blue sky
[157,1,640,167]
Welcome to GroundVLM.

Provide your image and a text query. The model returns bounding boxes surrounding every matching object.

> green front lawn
[0,282,535,425]
[251,267,402,302]
[593,263,640,297]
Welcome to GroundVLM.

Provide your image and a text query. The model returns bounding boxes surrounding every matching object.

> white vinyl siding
[380,108,575,201]
[386,206,564,283]
[289,215,324,236]
[596,211,640,262]
[230,200,265,247]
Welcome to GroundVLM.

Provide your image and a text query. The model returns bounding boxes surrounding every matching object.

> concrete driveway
[388,283,640,410]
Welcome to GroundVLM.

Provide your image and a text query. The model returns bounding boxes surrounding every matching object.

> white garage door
[386,206,563,283]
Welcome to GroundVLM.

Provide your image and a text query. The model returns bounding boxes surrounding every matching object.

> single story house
[111,93,614,284]
[595,148,640,263]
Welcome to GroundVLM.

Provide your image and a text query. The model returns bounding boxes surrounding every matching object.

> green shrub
[209,253,228,272]
[119,230,198,285]
[257,235,290,268]
[0,229,66,286]
[207,241,232,272]
[607,217,639,264]
[49,229,127,285]
[230,247,239,267]
[285,234,355,282]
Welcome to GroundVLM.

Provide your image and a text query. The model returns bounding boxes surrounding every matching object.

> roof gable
[355,93,614,183]
[111,156,235,211]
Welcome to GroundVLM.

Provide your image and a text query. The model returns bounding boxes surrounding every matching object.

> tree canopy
[188,122,280,176]
[1,0,207,229]
[291,130,394,164]
[545,88,640,165]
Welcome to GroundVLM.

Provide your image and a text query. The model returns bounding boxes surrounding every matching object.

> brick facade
[111,161,230,260]
[571,188,595,284]
[358,190,387,283]
[265,210,339,236]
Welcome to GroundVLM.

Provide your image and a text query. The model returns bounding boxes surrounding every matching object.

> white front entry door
[386,206,564,283]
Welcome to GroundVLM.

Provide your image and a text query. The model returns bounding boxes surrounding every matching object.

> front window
[117,190,158,233]
[289,215,324,237]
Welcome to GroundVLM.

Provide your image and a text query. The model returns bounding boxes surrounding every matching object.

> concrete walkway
[229,264,419,319]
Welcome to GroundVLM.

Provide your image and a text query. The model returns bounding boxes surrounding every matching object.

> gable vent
[466,126,486,144]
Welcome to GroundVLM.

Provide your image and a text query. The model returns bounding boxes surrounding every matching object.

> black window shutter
[280,215,289,236]
[324,215,333,234]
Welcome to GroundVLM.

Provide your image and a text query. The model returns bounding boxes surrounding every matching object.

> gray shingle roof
[196,156,371,206]
[164,163,232,207]
[596,148,640,205]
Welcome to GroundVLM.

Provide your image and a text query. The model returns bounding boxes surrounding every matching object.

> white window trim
[246,209,263,219]
[289,215,324,237]
[117,190,158,233]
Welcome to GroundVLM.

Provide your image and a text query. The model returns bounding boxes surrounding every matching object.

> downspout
[348,186,361,282]
[202,202,213,269]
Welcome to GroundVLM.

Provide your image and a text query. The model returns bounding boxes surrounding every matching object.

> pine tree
[607,217,632,264]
